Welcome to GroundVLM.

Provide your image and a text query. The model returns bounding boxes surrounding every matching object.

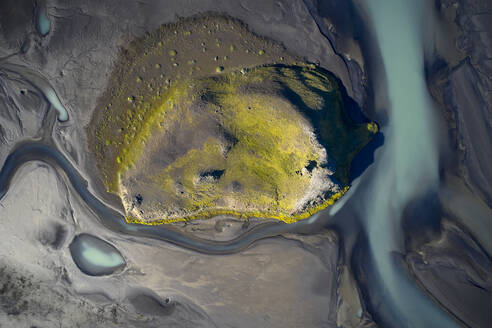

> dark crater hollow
[38,222,67,250]
[199,169,225,182]
[128,292,175,316]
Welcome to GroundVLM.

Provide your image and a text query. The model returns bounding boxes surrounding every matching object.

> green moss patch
[87,14,377,224]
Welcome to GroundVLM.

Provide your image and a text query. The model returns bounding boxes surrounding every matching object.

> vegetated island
[87,14,378,225]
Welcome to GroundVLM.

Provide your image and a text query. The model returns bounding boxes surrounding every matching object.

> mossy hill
[87,15,377,224]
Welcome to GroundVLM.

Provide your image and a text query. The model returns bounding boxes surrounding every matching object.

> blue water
[37,7,51,37]
[44,87,68,121]
[360,0,460,327]
[80,240,124,267]
[69,234,125,276]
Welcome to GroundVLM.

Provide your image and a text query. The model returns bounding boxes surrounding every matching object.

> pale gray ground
[0,162,340,327]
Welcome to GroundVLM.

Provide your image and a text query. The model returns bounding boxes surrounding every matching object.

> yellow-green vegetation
[88,14,377,225]
[88,14,297,193]
[152,80,318,217]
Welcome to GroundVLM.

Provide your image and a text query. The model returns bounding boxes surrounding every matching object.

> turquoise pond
[69,234,125,276]
[37,7,51,37]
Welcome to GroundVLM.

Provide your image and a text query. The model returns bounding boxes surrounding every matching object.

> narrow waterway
[0,142,312,254]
